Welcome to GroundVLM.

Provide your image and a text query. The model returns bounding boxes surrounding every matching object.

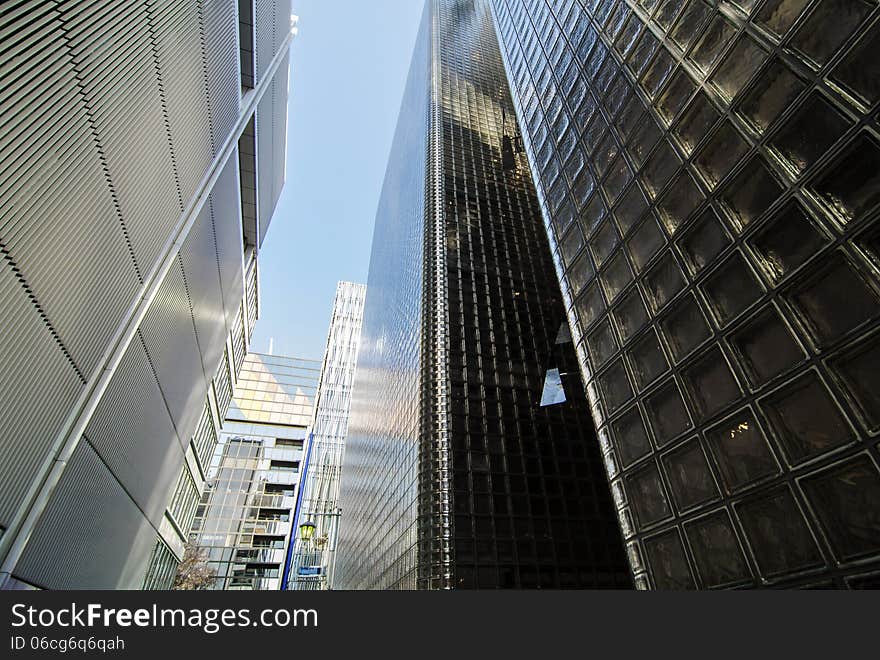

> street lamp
[299,520,316,544]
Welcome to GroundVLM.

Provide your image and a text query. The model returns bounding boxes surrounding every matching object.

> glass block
[604,156,633,203]
[810,134,880,224]
[737,59,806,133]
[594,131,620,177]
[656,69,695,124]
[618,96,646,141]
[599,358,635,413]
[629,28,660,77]
[668,1,710,51]
[587,319,620,369]
[761,371,853,463]
[789,0,871,66]
[641,140,680,199]
[625,461,672,526]
[613,286,649,342]
[657,170,703,234]
[679,206,731,274]
[695,121,750,189]
[655,0,687,31]
[755,0,810,37]
[769,92,851,174]
[612,405,653,466]
[600,251,635,303]
[689,14,736,73]
[629,328,670,389]
[663,439,720,510]
[571,168,598,212]
[730,307,806,387]
[581,192,608,236]
[830,28,880,106]
[591,220,620,268]
[682,346,741,421]
[830,333,880,432]
[628,117,662,167]
[685,510,751,587]
[718,157,783,230]
[673,91,721,155]
[645,378,693,445]
[574,282,606,329]
[711,35,768,102]
[749,201,828,282]
[644,530,697,589]
[660,292,712,361]
[642,49,676,99]
[800,456,880,561]
[787,252,880,346]
[645,251,686,312]
[702,252,763,325]
[705,409,779,491]
[567,252,595,297]
[614,182,649,235]
[736,488,823,576]
[559,223,585,265]
[627,215,666,272]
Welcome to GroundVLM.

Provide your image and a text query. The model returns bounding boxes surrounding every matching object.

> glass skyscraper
[187,353,320,590]
[0,1,295,589]
[288,281,367,590]
[490,0,880,587]
[335,0,630,590]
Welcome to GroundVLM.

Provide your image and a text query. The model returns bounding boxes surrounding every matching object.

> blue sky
[251,1,425,360]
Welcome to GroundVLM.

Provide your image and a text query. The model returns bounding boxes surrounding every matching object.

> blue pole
[281,431,314,590]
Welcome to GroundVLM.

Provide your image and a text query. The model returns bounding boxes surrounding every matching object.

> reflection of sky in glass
[226,353,320,426]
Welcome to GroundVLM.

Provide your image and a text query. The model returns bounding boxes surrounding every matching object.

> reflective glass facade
[288,281,367,590]
[491,0,880,588]
[187,353,319,590]
[335,0,630,590]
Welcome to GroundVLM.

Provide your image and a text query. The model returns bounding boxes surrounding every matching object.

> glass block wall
[491,0,880,588]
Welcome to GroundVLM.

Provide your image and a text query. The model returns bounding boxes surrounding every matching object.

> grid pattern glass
[491,0,880,588]
[336,0,630,590]
[289,281,366,590]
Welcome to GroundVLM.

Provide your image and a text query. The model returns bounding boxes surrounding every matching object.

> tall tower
[334,0,630,590]
[0,1,295,589]
[491,0,880,587]
[287,281,367,590]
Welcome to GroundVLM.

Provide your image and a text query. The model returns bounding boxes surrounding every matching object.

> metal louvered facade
[490,0,880,588]
[0,0,295,590]
[335,0,630,590]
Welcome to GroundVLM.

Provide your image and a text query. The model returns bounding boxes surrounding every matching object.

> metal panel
[138,261,209,446]
[179,204,229,383]
[84,336,184,526]
[0,1,142,378]
[59,0,182,278]
[148,0,215,206]
[202,0,242,145]
[212,150,247,325]
[0,266,83,527]
[254,0,290,84]
[13,441,157,590]
[255,51,289,247]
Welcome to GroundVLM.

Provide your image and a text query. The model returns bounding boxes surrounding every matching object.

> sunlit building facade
[334,0,630,590]
[288,281,367,590]
[187,353,320,590]
[1,1,296,589]
[490,0,880,587]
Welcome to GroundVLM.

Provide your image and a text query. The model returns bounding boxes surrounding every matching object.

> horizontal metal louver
[84,336,184,526]
[210,152,246,325]
[147,0,214,207]
[142,538,179,590]
[191,402,218,470]
[13,441,156,590]
[201,0,241,146]
[255,53,289,246]
[0,266,84,526]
